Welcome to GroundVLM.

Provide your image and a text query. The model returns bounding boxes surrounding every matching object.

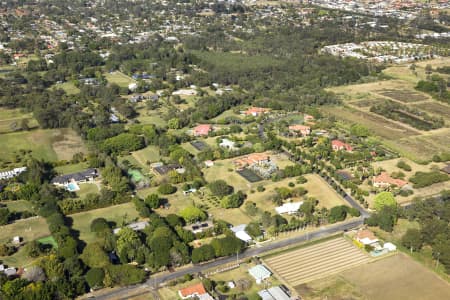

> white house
[220,138,237,150]
[275,202,303,215]
[231,224,252,243]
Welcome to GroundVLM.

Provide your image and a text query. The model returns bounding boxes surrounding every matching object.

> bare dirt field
[265,237,371,287]
[300,254,450,300]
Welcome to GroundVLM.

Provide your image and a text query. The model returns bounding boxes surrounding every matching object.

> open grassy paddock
[0,128,86,163]
[105,71,136,88]
[69,202,140,244]
[302,254,450,300]
[302,174,348,209]
[130,145,161,171]
[54,162,90,174]
[0,108,39,133]
[52,81,80,95]
[4,200,33,213]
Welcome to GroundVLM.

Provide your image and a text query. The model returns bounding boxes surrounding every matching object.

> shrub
[158,183,177,195]
[396,160,412,171]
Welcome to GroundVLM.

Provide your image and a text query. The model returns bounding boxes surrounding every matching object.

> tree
[80,243,110,268]
[179,206,207,223]
[157,183,177,195]
[25,241,43,258]
[221,191,246,208]
[374,192,396,211]
[191,244,216,263]
[246,222,262,238]
[23,266,46,282]
[208,180,233,197]
[0,207,10,225]
[90,218,110,233]
[328,205,348,223]
[145,193,163,209]
[401,228,423,252]
[85,268,105,289]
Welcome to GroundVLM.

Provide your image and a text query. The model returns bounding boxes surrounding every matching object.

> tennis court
[237,168,263,183]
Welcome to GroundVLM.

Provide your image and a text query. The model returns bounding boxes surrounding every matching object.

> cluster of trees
[191,234,244,264]
[370,100,444,130]
[409,171,449,188]
[365,192,398,232]
[402,191,450,273]
[416,75,450,104]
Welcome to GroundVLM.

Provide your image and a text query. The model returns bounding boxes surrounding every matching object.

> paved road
[90,217,364,300]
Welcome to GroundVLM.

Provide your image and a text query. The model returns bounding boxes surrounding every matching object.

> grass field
[265,237,371,287]
[54,162,89,174]
[4,200,33,213]
[302,174,348,209]
[52,81,80,95]
[0,217,49,245]
[413,102,450,121]
[105,71,136,88]
[331,254,450,300]
[131,146,161,170]
[0,128,86,163]
[0,108,39,133]
[69,202,140,244]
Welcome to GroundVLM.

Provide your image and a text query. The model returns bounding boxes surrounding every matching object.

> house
[275,202,303,215]
[152,163,184,175]
[0,167,27,180]
[258,286,291,300]
[383,242,397,252]
[243,107,270,117]
[172,89,197,96]
[12,236,21,244]
[113,221,149,235]
[288,125,311,136]
[110,113,119,123]
[183,188,197,196]
[178,282,213,299]
[331,140,353,152]
[51,169,98,186]
[204,160,214,168]
[4,267,17,277]
[230,224,253,243]
[304,114,315,122]
[128,83,137,91]
[249,265,272,284]
[193,124,212,137]
[355,229,378,245]
[220,138,237,150]
[234,153,271,169]
[373,172,407,189]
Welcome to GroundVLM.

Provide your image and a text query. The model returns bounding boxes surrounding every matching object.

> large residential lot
[301,254,450,300]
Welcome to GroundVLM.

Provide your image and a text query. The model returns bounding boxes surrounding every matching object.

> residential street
[88,217,365,300]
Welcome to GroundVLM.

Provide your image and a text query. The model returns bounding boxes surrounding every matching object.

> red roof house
[331,140,353,152]
[178,283,212,299]
[193,124,212,137]
[288,125,311,136]
[373,172,408,189]
[244,107,270,117]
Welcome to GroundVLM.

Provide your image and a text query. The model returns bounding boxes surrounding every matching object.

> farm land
[302,254,450,300]
[326,57,450,163]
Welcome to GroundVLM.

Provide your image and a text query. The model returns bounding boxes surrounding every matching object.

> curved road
[90,217,364,300]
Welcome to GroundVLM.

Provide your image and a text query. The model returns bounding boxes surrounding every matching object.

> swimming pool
[67,182,80,192]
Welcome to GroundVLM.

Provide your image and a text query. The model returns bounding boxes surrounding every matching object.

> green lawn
[0,217,50,244]
[76,183,100,198]
[0,128,86,163]
[69,203,140,244]
[105,71,135,88]
[5,200,33,213]
[0,246,37,268]
[54,162,89,174]
[131,146,161,169]
[37,236,58,249]
[52,81,80,95]
[0,108,39,134]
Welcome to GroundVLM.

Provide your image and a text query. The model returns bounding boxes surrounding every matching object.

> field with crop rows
[265,237,371,287]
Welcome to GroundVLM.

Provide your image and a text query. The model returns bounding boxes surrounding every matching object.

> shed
[249,265,272,284]
[383,242,397,252]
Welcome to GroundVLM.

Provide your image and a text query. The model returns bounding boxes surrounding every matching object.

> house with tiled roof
[178,282,213,299]
[234,153,271,169]
[288,125,311,136]
[355,229,378,245]
[243,107,270,117]
[193,124,212,137]
[331,140,353,152]
[373,172,408,189]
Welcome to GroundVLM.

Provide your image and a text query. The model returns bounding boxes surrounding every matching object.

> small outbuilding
[249,264,272,284]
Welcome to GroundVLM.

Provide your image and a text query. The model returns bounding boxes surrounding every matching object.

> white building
[275,202,303,215]
[231,224,253,243]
